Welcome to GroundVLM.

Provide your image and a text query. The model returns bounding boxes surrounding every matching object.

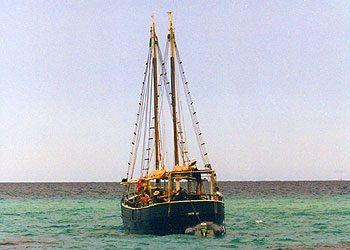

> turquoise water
[1,196,350,249]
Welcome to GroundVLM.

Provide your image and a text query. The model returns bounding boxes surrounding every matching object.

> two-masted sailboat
[121,13,225,235]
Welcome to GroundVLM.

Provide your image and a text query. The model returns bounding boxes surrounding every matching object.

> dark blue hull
[121,200,225,235]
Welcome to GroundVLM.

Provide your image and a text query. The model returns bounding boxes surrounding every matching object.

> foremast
[168,12,179,166]
[151,16,161,171]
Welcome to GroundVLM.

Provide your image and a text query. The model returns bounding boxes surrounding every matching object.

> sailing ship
[121,13,225,235]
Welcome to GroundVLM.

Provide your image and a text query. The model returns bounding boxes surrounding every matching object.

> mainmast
[152,16,160,171]
[168,12,179,166]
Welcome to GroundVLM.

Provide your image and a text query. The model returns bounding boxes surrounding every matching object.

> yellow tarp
[148,169,168,179]
[172,165,191,172]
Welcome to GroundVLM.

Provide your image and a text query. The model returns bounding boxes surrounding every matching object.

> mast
[168,12,179,166]
[152,16,160,170]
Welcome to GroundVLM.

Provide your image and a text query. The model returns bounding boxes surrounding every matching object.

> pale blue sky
[1,1,349,181]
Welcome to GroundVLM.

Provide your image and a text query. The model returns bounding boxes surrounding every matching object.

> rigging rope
[174,41,210,165]
[176,75,190,165]
[131,52,152,179]
[157,41,190,166]
[127,33,210,180]
[140,59,152,178]
[127,44,152,180]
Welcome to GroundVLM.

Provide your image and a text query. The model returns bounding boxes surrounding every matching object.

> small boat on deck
[120,13,225,235]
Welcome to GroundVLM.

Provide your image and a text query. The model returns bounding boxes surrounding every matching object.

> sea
[1,181,350,249]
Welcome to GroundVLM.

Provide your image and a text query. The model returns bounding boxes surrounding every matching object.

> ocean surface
[1,181,350,249]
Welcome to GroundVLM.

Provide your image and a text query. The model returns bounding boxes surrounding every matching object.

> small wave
[0,239,57,247]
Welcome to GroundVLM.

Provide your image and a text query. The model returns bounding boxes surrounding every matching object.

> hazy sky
[1,1,349,181]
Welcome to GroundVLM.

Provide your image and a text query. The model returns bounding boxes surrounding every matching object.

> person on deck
[140,193,149,206]
[152,190,165,203]
[190,158,203,194]
[142,180,151,196]
[174,187,188,201]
